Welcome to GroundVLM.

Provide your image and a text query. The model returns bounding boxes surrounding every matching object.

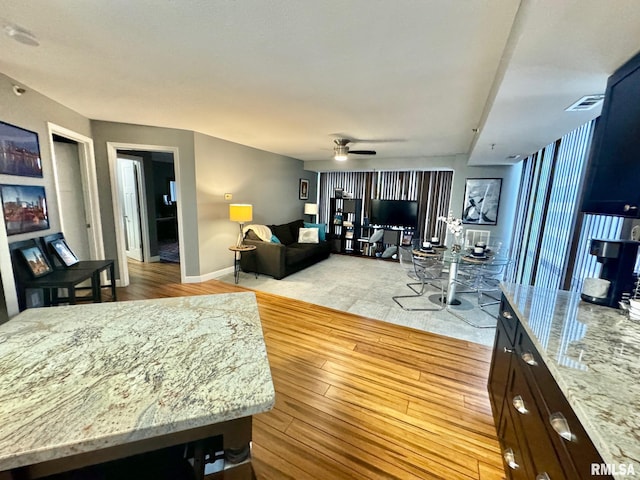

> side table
[228,245,257,284]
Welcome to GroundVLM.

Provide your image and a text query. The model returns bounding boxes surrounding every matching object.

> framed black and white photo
[50,238,80,267]
[19,244,53,278]
[461,178,502,225]
[299,178,309,200]
[1,184,50,235]
[0,121,43,177]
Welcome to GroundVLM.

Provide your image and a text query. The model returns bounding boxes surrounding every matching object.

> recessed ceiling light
[4,25,39,47]
[565,94,605,112]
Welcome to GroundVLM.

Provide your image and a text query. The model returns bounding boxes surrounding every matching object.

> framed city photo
[299,178,309,200]
[19,244,53,278]
[50,238,79,267]
[0,121,43,177]
[461,178,502,225]
[1,184,50,235]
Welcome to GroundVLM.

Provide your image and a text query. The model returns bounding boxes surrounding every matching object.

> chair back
[412,252,443,281]
[465,229,490,248]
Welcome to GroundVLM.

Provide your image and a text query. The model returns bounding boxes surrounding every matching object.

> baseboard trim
[183,266,235,284]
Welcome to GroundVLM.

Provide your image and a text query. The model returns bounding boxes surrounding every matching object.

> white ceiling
[1,0,640,166]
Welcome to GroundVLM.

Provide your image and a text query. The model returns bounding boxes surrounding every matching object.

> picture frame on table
[50,238,80,267]
[19,244,53,278]
[0,121,43,178]
[461,178,502,226]
[299,178,309,200]
[1,184,50,235]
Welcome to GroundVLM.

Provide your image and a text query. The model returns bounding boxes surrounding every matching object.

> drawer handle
[624,204,638,212]
[502,311,513,320]
[549,412,575,441]
[512,395,529,414]
[521,352,538,366]
[503,346,513,354]
[502,447,519,470]
[536,474,551,480]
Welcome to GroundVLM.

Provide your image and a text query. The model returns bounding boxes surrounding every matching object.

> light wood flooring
[118,261,506,480]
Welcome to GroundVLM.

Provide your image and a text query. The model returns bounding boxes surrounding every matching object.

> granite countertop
[501,282,639,475]
[0,293,275,472]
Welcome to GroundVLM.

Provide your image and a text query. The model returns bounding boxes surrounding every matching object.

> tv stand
[358,226,414,258]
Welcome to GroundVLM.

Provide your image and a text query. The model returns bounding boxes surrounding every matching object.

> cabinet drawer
[514,328,611,479]
[507,358,571,480]
[498,296,518,344]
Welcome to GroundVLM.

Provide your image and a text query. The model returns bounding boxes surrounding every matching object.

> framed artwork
[0,121,43,177]
[1,184,50,235]
[461,178,502,225]
[19,244,53,278]
[50,238,79,267]
[299,178,309,200]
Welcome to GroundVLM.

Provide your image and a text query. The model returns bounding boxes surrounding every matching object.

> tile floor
[218,254,499,346]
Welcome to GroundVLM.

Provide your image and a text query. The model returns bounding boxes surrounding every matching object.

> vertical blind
[318,170,453,241]
[509,118,624,293]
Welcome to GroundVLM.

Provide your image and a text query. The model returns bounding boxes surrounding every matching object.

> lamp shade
[229,204,253,222]
[304,203,318,215]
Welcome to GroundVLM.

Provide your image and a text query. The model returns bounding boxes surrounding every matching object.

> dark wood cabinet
[581,50,640,217]
[488,295,612,480]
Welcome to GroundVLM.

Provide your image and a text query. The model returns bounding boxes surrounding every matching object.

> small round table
[228,245,257,284]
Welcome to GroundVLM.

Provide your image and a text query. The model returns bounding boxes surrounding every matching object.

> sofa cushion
[304,222,326,241]
[271,223,294,245]
[285,244,315,265]
[298,227,319,243]
[287,219,305,240]
[245,230,261,241]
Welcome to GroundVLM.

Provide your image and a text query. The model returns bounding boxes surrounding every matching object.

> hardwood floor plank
[116,261,504,480]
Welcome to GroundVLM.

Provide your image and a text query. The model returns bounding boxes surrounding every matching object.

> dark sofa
[239,219,331,279]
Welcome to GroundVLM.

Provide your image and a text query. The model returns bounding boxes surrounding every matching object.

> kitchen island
[0,293,275,479]
[491,283,639,479]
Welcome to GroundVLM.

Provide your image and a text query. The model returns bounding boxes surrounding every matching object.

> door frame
[117,153,147,262]
[47,123,105,260]
[107,142,183,286]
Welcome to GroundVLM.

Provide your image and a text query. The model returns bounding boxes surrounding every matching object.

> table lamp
[304,203,318,222]
[229,204,253,246]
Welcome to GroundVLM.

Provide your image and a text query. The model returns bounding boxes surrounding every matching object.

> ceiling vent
[565,94,605,112]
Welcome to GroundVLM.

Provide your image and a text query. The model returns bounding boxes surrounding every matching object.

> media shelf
[329,197,362,254]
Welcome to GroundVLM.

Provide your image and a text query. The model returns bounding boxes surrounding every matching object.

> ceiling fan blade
[349,150,376,155]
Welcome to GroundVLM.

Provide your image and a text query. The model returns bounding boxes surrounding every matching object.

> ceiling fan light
[334,145,348,161]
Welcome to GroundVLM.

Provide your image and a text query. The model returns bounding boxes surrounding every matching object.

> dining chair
[392,251,445,311]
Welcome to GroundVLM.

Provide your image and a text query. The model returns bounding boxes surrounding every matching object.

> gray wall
[0,73,93,319]
[90,121,198,275]
[193,132,308,275]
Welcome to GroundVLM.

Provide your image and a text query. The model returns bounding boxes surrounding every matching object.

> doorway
[107,143,183,286]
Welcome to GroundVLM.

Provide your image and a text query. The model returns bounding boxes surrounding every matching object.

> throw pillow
[381,245,398,258]
[271,234,281,243]
[298,227,319,244]
[271,224,294,245]
[304,222,326,241]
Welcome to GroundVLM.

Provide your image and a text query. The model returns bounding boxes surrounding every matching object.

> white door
[53,139,91,258]
[118,156,143,261]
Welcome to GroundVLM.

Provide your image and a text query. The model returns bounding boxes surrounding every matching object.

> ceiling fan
[333,139,376,161]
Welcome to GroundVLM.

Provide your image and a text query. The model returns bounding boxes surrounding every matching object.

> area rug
[218,254,498,346]
[159,241,180,263]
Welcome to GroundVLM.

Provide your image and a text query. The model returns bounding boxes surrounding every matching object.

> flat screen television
[370,199,418,227]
